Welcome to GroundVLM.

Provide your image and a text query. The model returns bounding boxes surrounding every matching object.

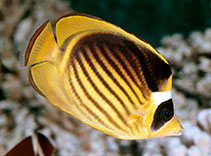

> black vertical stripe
[123,40,172,92]
[109,46,150,100]
[66,61,111,130]
[70,56,125,132]
[87,43,137,109]
[121,46,151,96]
[97,43,143,105]
[81,47,130,115]
[74,49,129,128]
[71,33,172,92]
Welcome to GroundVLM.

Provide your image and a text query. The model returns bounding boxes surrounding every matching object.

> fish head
[143,95,183,138]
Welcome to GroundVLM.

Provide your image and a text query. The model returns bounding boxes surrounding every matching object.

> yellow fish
[25,12,182,140]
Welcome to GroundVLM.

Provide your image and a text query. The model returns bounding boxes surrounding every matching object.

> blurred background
[69,0,211,47]
[0,0,210,156]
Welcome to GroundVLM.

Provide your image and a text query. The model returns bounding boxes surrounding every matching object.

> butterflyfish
[24,12,183,140]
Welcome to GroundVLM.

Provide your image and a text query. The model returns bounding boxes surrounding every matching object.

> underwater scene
[0,0,210,155]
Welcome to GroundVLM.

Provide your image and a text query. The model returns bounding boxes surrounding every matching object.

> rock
[165,138,187,156]
[0,100,19,110]
[143,153,162,156]
[15,107,29,123]
[22,86,34,99]
[193,131,211,156]
[199,57,211,73]
[119,140,131,146]
[174,78,196,94]
[197,109,211,133]
[196,74,211,98]
[189,29,211,54]
[2,75,23,101]
[182,62,198,75]
[14,18,33,44]
[172,89,187,109]
[0,114,7,126]
[166,138,182,149]
[24,115,37,136]
[1,56,18,71]
[177,99,198,122]
[0,37,13,57]
[106,136,119,152]
[144,141,161,154]
[53,126,80,155]
[182,122,200,145]
[167,144,187,156]
[161,34,184,49]
[187,146,201,156]
[89,131,106,155]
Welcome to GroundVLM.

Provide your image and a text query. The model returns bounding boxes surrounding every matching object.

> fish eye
[161,108,173,121]
[151,99,174,131]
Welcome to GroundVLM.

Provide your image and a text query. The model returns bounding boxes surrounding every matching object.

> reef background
[0,0,210,156]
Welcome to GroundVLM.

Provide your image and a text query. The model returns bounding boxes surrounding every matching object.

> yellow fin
[55,12,167,64]
[29,61,86,120]
[29,61,120,138]
[25,21,59,66]
[56,13,135,46]
[29,62,69,110]
[128,114,143,124]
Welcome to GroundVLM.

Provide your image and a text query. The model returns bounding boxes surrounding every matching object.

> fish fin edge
[25,21,59,66]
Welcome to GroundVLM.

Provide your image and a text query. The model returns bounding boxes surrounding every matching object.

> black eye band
[150,99,174,131]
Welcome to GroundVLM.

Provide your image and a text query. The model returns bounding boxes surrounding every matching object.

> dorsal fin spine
[55,13,168,64]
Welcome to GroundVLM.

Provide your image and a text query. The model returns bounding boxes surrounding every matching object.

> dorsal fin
[55,12,167,63]
[25,21,59,66]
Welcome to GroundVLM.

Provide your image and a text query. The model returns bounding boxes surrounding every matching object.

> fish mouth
[171,129,183,136]
[167,125,183,137]
[177,130,183,136]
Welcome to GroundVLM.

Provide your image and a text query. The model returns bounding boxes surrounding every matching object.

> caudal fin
[25,21,59,66]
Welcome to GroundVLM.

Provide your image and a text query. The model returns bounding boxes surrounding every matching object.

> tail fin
[25,21,59,66]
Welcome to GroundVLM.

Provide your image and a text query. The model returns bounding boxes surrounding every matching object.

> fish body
[25,12,182,140]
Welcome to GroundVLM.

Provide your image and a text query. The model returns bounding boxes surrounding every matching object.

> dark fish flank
[69,32,171,93]
[106,46,150,100]
[96,43,142,105]
[70,33,152,97]
[122,39,172,92]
